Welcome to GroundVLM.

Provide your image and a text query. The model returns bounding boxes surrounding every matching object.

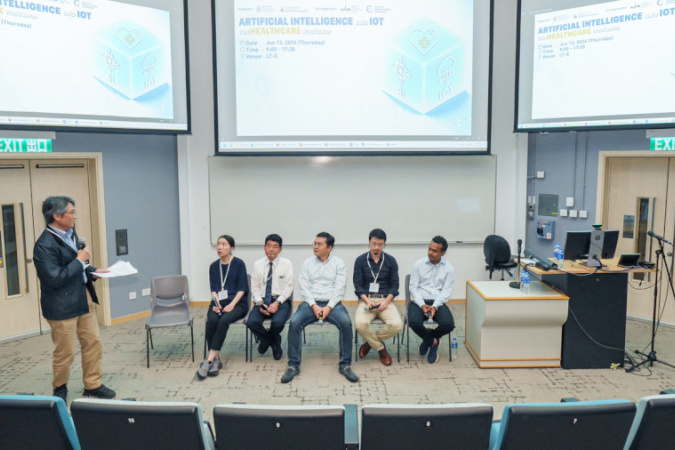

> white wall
[178,0,527,301]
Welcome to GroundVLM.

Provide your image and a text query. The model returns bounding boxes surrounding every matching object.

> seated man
[281,232,358,383]
[246,234,294,360]
[409,235,456,364]
[354,228,402,366]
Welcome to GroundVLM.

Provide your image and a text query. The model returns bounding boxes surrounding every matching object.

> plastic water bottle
[451,337,458,359]
[554,243,564,269]
[520,270,530,294]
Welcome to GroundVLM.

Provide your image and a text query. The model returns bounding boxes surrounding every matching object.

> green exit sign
[651,137,675,151]
[0,138,52,153]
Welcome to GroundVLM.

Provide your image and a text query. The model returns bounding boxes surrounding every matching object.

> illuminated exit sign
[651,137,675,151]
[0,138,52,153]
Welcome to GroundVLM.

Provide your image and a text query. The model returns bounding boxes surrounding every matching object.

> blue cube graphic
[94,20,166,99]
[384,18,466,114]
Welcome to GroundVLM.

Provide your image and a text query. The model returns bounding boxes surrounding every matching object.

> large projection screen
[0,0,190,133]
[516,0,675,132]
[213,0,492,154]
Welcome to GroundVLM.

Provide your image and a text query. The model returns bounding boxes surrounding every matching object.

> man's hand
[421,304,436,318]
[92,268,109,279]
[259,304,271,317]
[311,304,322,319]
[321,306,333,319]
[267,300,280,314]
[77,247,91,263]
[376,300,388,312]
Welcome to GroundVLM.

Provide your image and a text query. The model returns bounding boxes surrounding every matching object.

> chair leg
[406,323,410,363]
[190,325,195,362]
[449,330,452,362]
[146,328,150,369]
[303,328,306,344]
[148,329,154,349]
[203,331,207,360]
[245,328,249,362]
[354,326,358,362]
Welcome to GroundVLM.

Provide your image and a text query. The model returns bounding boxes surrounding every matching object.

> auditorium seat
[361,403,493,450]
[624,393,675,449]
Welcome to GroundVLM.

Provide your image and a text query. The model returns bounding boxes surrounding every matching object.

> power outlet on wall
[129,291,137,300]
[142,288,151,297]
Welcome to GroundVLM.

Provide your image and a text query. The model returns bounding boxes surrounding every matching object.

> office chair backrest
[71,399,213,450]
[361,403,493,450]
[213,404,345,450]
[624,394,675,450]
[0,395,80,450]
[151,274,190,308]
[404,274,411,307]
[493,400,636,450]
[484,235,512,265]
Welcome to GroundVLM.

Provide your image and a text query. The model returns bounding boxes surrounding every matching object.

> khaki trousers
[46,298,102,390]
[354,299,403,351]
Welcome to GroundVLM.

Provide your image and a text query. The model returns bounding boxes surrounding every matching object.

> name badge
[218,290,228,300]
[369,282,380,293]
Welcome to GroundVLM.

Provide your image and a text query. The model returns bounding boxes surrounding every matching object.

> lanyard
[219,256,233,291]
[366,253,385,284]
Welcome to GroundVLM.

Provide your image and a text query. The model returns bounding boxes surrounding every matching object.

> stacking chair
[403,274,452,363]
[203,274,252,361]
[624,393,675,449]
[484,235,518,280]
[0,394,80,450]
[489,399,636,450]
[213,404,349,450]
[71,398,215,450]
[145,274,194,368]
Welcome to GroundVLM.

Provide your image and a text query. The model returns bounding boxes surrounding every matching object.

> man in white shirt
[408,235,456,364]
[281,232,358,383]
[246,234,294,360]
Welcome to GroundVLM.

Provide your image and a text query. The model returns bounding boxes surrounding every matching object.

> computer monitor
[601,230,619,259]
[563,231,591,261]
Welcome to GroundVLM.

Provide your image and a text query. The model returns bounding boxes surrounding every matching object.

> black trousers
[407,301,455,344]
[246,301,291,346]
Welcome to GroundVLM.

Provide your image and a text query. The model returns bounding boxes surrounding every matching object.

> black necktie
[264,262,273,305]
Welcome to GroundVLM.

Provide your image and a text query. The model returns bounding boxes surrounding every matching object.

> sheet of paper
[95,260,138,278]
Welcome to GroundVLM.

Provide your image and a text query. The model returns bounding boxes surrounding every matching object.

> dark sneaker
[258,339,270,355]
[280,366,300,383]
[82,384,116,399]
[196,359,210,380]
[419,339,431,356]
[214,356,223,369]
[208,359,220,377]
[427,338,441,364]
[53,384,68,404]
[271,335,283,361]
[339,365,359,383]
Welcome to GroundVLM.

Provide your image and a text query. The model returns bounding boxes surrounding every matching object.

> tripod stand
[627,238,675,372]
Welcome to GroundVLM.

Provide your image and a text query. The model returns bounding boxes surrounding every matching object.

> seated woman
[197,234,249,380]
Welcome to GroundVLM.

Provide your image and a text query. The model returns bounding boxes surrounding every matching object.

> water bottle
[520,270,530,294]
[451,337,458,359]
[554,243,564,269]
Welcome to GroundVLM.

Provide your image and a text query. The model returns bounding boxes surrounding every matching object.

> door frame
[0,153,111,326]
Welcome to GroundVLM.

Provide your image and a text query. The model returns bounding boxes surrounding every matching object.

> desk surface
[522,256,653,275]
[467,280,569,300]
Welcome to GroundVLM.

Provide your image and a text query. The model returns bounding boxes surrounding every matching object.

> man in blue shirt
[408,235,456,364]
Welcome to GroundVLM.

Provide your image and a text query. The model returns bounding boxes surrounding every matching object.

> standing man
[408,235,456,364]
[33,196,116,402]
[354,228,402,366]
[247,234,294,360]
[281,232,358,383]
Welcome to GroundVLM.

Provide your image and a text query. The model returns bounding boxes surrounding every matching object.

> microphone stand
[627,237,675,372]
[509,239,523,289]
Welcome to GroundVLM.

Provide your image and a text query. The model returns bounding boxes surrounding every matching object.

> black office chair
[484,235,517,280]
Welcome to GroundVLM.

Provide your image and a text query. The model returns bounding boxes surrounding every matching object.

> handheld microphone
[212,297,222,316]
[318,311,324,325]
[77,237,86,250]
[364,304,381,311]
[647,231,672,245]
[426,311,433,323]
[509,238,523,289]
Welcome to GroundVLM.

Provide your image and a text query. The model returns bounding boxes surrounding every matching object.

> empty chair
[624,393,675,450]
[70,398,214,450]
[213,404,346,450]
[484,235,517,280]
[361,403,493,450]
[0,394,80,450]
[145,274,194,368]
[490,399,636,450]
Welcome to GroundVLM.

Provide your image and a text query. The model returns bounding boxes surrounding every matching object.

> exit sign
[651,137,675,151]
[0,138,52,153]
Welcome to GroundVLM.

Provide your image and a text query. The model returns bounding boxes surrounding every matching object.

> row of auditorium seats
[1,393,674,449]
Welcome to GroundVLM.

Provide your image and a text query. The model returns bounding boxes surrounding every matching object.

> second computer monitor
[563,231,591,261]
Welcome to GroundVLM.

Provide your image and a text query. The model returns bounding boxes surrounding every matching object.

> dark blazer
[33,228,99,321]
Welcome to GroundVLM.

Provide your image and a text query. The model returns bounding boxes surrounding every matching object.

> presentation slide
[214,0,491,153]
[517,0,675,131]
[0,0,189,132]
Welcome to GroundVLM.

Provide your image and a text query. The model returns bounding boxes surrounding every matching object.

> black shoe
[339,365,359,383]
[280,366,300,383]
[53,384,68,403]
[271,335,283,361]
[82,384,116,399]
[258,339,270,355]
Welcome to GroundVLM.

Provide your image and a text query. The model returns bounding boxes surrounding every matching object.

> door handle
[26,258,33,263]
